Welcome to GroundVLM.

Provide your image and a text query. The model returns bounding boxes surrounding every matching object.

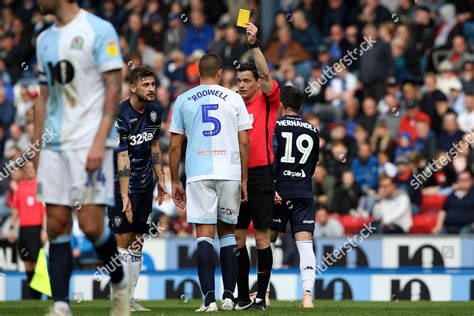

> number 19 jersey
[275,115,320,199]
[170,84,252,183]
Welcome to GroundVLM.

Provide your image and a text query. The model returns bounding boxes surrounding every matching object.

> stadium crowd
[0,0,473,258]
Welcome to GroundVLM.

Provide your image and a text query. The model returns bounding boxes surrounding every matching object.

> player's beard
[136,92,155,103]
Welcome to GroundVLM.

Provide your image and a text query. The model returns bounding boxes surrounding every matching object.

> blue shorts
[272,198,315,236]
[108,190,153,234]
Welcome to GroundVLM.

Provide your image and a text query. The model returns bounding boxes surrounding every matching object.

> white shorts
[37,148,115,208]
[186,180,241,224]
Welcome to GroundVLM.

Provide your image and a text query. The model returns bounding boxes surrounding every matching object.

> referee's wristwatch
[248,39,260,49]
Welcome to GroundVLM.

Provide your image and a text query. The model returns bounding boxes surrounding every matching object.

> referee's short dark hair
[199,53,223,78]
[237,62,259,81]
[129,66,155,85]
[281,85,303,113]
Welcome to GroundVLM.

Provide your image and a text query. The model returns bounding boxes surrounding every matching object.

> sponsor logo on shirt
[283,169,306,177]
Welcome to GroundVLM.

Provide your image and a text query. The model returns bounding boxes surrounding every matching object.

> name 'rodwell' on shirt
[190,89,228,101]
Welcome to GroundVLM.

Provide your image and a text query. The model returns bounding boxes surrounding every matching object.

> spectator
[152,52,170,89]
[432,170,474,234]
[358,96,379,134]
[136,35,157,67]
[394,132,414,161]
[124,13,143,52]
[326,140,350,184]
[438,113,464,152]
[216,26,246,69]
[327,24,351,61]
[461,59,474,92]
[325,66,357,109]
[377,151,397,177]
[420,72,447,120]
[4,123,29,157]
[370,120,395,156]
[376,94,403,138]
[434,35,471,73]
[394,0,416,24]
[7,161,46,299]
[432,93,456,135]
[0,85,15,134]
[291,9,322,57]
[372,175,413,234]
[181,10,214,57]
[314,205,344,237]
[352,142,379,192]
[312,164,336,207]
[354,125,369,146]
[359,24,393,101]
[457,90,474,132]
[341,97,361,137]
[164,49,187,97]
[349,0,391,28]
[433,3,462,50]
[322,0,350,37]
[395,155,421,214]
[414,119,437,163]
[268,11,290,43]
[275,62,305,91]
[343,24,361,71]
[398,101,431,144]
[412,5,436,56]
[331,170,362,215]
[265,27,311,68]
[436,60,462,96]
[163,13,186,55]
[449,81,465,115]
[0,31,25,84]
[144,15,165,52]
[330,123,357,157]
[304,61,327,110]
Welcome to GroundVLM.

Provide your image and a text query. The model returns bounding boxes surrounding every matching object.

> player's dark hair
[198,53,223,78]
[237,62,259,81]
[129,66,155,85]
[280,85,303,112]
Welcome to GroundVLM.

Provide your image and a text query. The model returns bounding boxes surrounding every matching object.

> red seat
[409,213,438,234]
[338,215,373,234]
[420,194,447,213]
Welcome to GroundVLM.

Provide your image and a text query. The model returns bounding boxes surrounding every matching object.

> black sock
[49,236,73,302]
[26,270,42,299]
[237,246,250,302]
[256,246,272,301]
[197,237,216,306]
[92,227,124,284]
[219,235,237,300]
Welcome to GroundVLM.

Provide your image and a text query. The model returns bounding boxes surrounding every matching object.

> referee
[234,22,280,311]
[8,161,46,299]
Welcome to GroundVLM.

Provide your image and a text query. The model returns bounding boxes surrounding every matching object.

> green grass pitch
[0,300,472,315]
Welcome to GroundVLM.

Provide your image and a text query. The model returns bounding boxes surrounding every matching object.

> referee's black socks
[256,246,273,301]
[237,246,251,302]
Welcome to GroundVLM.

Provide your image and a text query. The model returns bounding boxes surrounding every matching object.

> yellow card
[236,9,250,27]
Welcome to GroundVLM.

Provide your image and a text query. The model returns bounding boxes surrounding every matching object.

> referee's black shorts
[237,164,274,230]
[18,225,42,262]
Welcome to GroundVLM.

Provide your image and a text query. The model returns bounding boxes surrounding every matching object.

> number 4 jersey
[275,115,320,199]
[170,84,252,183]
[36,9,123,151]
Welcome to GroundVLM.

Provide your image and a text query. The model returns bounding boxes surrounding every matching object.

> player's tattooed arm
[117,150,131,192]
[151,139,167,205]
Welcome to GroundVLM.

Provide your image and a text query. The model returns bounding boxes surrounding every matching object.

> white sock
[129,250,142,299]
[117,247,130,287]
[296,240,316,293]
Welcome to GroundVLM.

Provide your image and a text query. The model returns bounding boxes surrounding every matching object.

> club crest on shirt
[114,216,122,227]
[150,111,157,122]
[70,36,84,50]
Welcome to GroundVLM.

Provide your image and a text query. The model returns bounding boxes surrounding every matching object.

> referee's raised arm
[245,22,273,95]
